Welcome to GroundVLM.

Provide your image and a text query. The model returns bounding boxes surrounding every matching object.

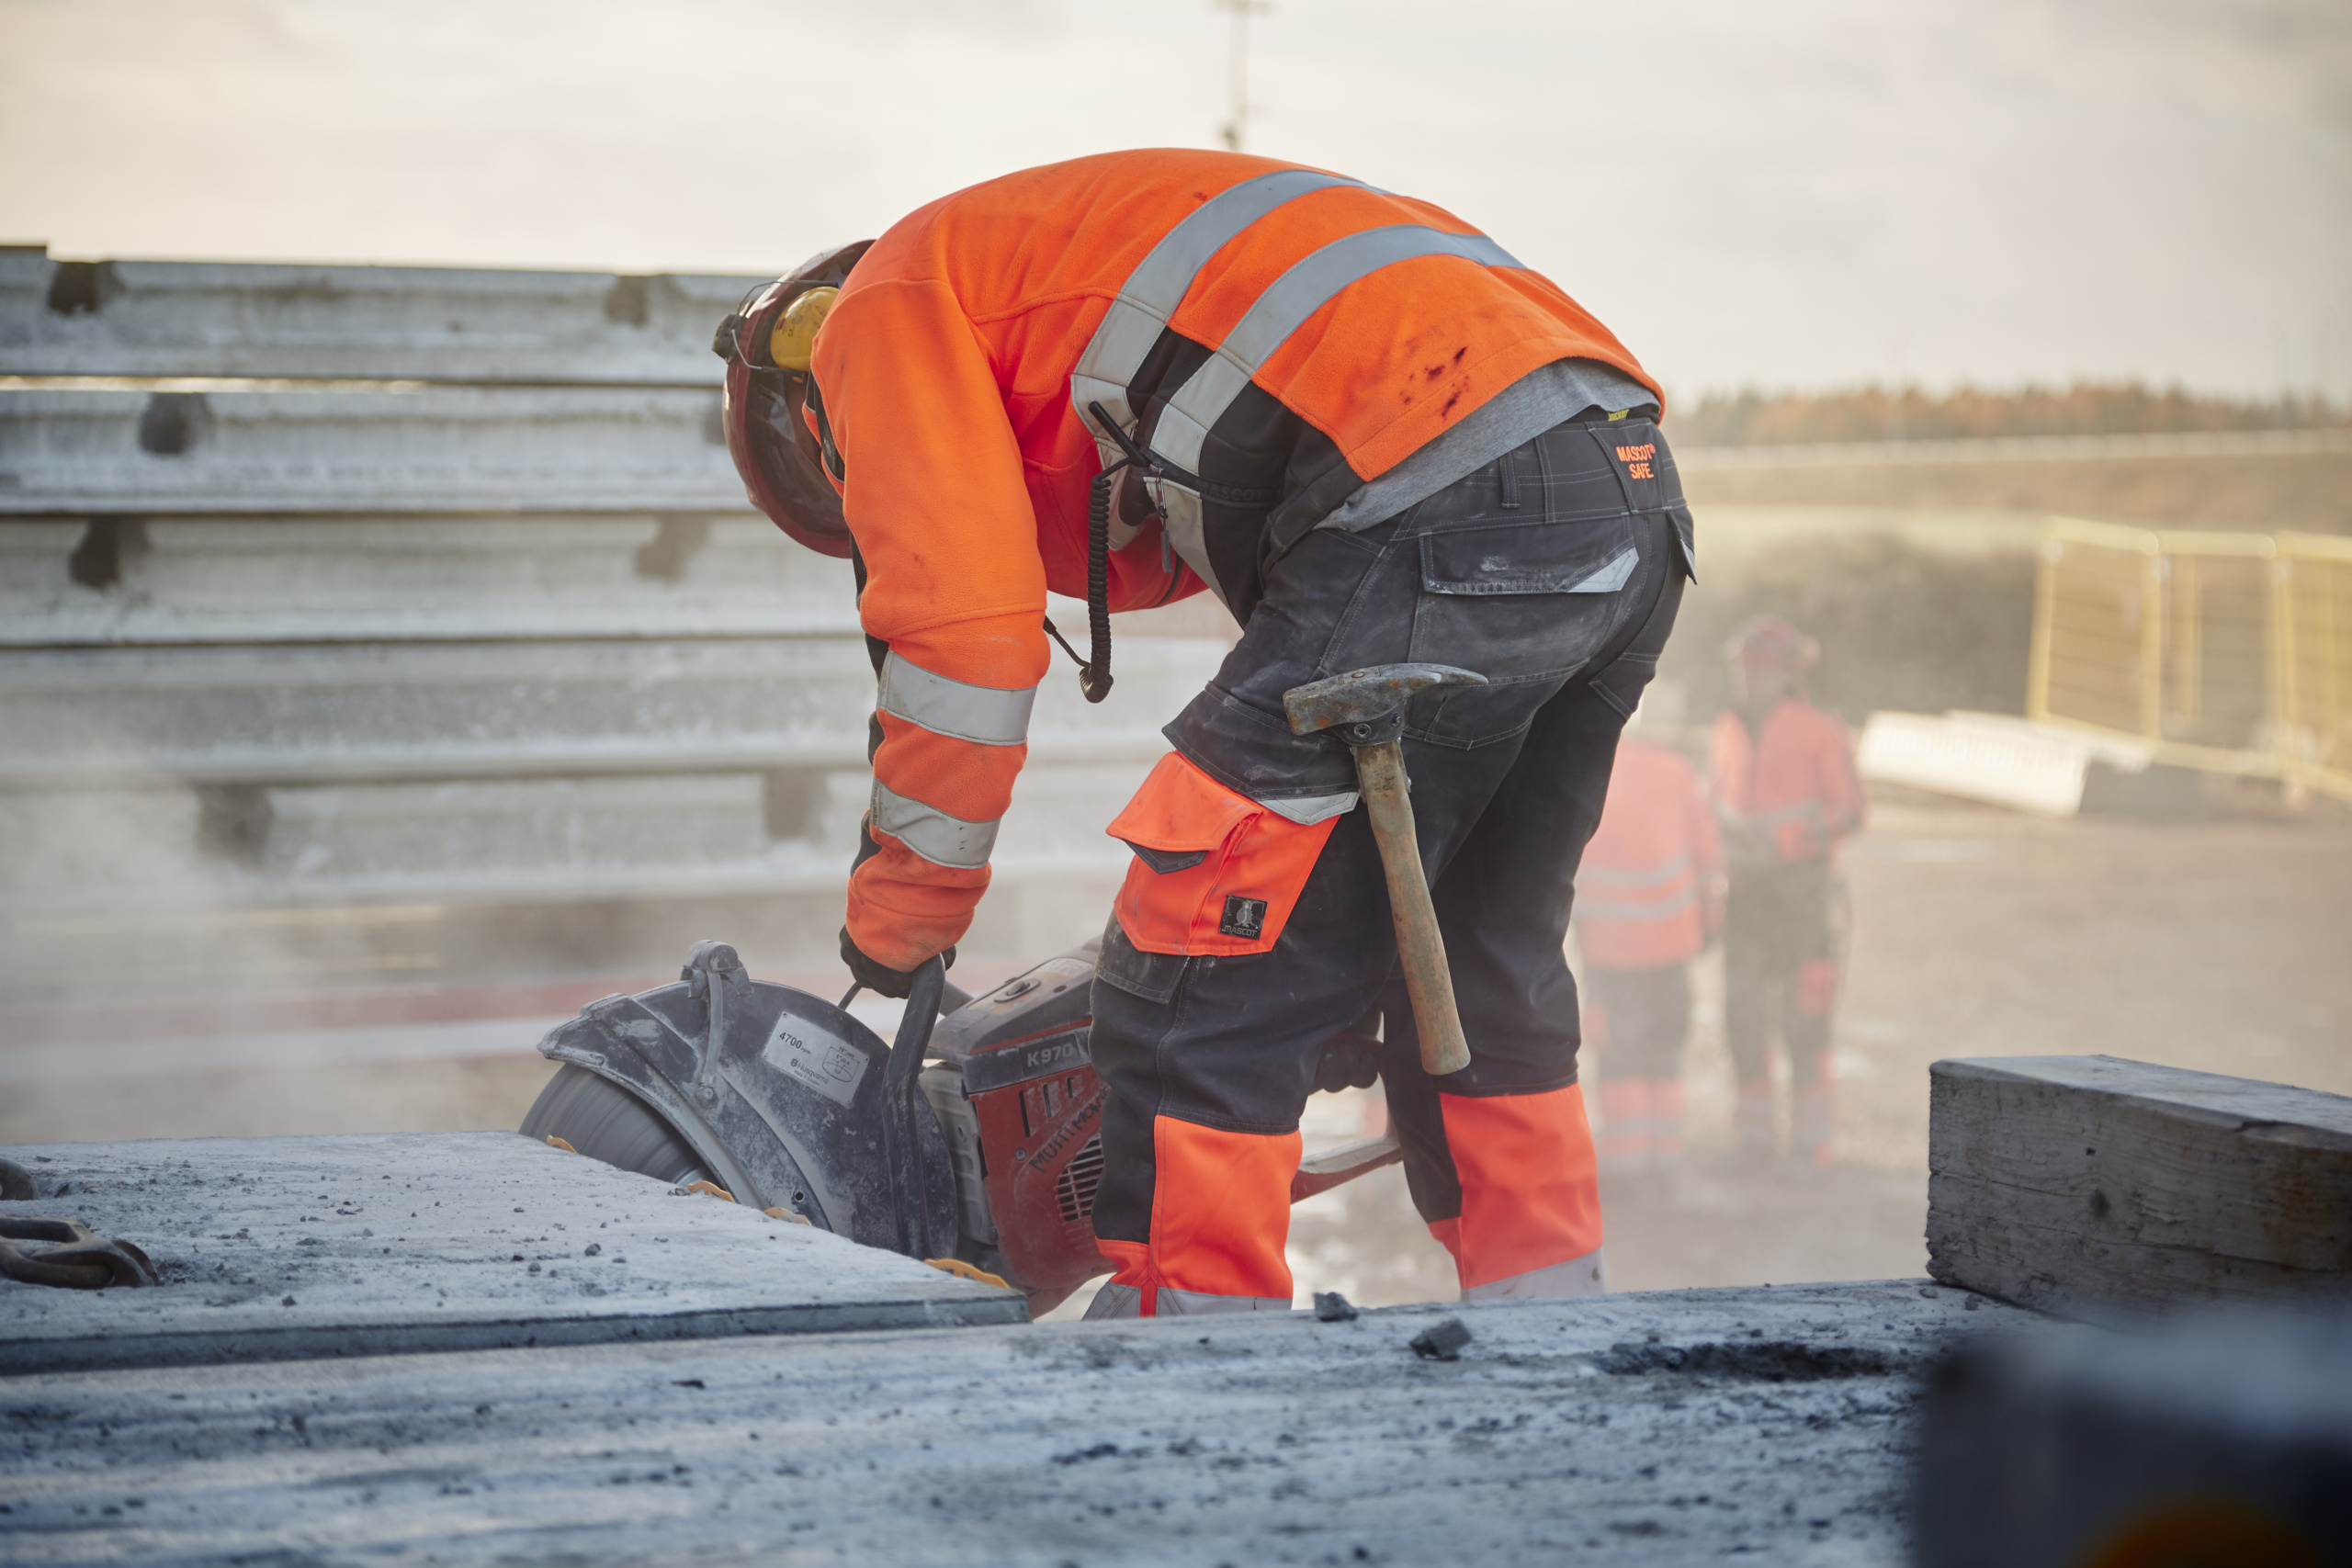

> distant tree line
[1674,382,2348,447]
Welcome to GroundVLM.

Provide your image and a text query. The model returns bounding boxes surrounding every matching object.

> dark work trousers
[1088,415,1691,1313]
[1723,858,1839,1087]
[1587,963,1693,1081]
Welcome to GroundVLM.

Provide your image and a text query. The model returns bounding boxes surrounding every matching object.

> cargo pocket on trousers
[1106,752,1340,957]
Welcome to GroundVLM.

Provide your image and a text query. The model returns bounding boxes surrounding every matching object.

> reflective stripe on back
[1149,225,1525,479]
[877,650,1037,747]
[870,778,998,869]
[1069,167,1363,453]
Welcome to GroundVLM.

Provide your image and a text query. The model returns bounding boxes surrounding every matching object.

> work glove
[839,927,955,1000]
[1313,1031,1383,1094]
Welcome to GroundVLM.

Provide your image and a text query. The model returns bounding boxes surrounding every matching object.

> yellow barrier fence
[2029,518,2352,804]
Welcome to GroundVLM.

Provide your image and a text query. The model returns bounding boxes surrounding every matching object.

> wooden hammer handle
[1353,739,1474,1077]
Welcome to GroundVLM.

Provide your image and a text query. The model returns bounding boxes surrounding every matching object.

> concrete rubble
[0,1131,1024,1377]
[2,1277,2028,1566]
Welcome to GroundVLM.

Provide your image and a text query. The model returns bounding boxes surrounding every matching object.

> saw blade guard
[520,943,959,1260]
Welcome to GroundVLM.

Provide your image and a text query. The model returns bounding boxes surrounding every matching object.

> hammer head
[1284,662,1488,739]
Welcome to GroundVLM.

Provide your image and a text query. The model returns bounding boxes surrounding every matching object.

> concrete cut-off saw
[519,938,1401,1316]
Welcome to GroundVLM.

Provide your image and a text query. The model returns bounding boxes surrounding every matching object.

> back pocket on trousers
[1419,516,1641,597]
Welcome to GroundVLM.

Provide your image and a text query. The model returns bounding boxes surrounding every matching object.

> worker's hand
[839,927,955,1000]
[1313,1031,1382,1094]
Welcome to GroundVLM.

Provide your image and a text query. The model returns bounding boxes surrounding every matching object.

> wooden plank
[1926,1055,2352,1317]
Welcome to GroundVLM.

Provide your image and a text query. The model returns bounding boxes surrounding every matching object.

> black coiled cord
[1080,467,1116,703]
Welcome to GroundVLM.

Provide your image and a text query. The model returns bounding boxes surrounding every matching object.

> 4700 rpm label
[763,1018,870,1108]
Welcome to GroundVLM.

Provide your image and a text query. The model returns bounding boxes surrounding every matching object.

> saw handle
[840,974,974,1016]
[878,955,947,1258]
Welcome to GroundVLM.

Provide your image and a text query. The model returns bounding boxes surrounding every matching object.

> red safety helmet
[713,241,875,559]
[1723,614,1819,671]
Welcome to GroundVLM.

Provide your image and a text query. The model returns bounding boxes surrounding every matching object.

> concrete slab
[0,1280,2037,1566]
[0,1131,1025,1376]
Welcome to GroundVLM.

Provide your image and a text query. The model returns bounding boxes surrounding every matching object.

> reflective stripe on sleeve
[877,650,1037,746]
[870,778,1000,869]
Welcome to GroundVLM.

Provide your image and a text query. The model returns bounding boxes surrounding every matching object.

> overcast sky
[3,0,2346,400]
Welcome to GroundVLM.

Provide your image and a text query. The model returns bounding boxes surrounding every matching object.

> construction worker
[716,150,1692,1315]
[1576,722,1724,1179]
[1711,616,1864,1165]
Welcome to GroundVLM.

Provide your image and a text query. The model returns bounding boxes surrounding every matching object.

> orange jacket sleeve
[815,276,1054,971]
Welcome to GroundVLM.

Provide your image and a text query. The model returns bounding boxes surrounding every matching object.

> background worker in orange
[716,149,1692,1315]
[1711,616,1865,1165]
[1575,719,1724,1179]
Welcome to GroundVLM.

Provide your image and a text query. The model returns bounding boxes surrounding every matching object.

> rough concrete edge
[0,1292,1031,1380]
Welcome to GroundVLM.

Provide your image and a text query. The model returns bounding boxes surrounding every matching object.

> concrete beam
[0,1131,1023,1377]
[0,386,745,515]
[0,1279,2029,1564]
[2,251,760,385]
[1927,1055,2352,1317]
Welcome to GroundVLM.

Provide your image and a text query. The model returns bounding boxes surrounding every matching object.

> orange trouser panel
[1433,1085,1602,1291]
[1147,1116,1301,1303]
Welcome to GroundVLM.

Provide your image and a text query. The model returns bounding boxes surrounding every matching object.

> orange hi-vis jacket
[1711,698,1866,868]
[813,149,1661,969]
[1576,739,1724,971]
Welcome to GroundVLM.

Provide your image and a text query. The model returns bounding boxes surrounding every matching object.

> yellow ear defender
[768,286,839,371]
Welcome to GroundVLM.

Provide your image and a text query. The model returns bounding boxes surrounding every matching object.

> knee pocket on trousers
[1108,752,1339,957]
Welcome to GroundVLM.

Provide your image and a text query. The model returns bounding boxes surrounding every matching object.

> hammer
[1284,663,1487,1077]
